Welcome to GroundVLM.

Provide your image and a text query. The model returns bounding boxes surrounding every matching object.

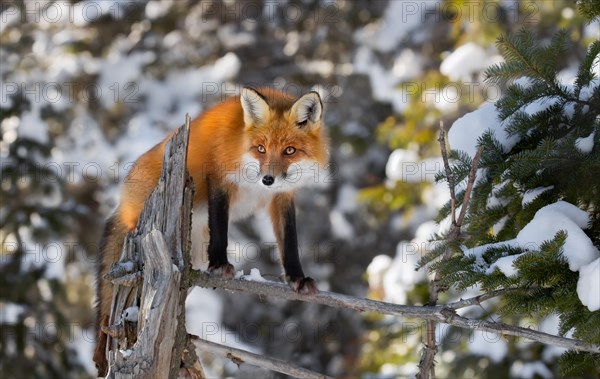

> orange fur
[94,87,329,375]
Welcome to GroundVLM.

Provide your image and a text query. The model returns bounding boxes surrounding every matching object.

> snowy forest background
[1,0,599,378]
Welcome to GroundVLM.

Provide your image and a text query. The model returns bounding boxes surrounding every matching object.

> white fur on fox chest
[229,185,274,221]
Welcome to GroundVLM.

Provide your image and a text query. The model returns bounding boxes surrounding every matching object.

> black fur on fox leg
[206,178,233,279]
[279,199,317,295]
[207,262,235,279]
[288,276,318,295]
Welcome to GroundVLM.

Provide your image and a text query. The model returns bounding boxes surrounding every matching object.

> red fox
[94,87,329,374]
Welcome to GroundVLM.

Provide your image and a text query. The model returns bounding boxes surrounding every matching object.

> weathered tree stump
[103,116,200,378]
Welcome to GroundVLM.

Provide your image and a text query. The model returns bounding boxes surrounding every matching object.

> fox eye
[257,145,266,154]
[284,146,296,155]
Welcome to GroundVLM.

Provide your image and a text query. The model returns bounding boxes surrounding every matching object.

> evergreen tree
[360,1,595,376]
[424,2,600,375]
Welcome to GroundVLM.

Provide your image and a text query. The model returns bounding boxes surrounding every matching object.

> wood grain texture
[104,116,199,378]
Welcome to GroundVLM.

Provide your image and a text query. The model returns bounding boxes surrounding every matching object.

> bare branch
[190,271,600,354]
[190,270,446,321]
[191,335,332,379]
[438,121,456,225]
[417,321,437,379]
[448,312,599,353]
[456,146,483,228]
[447,288,519,310]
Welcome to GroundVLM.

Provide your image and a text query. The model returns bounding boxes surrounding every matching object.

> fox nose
[262,175,274,186]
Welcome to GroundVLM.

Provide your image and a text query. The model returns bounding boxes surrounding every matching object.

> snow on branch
[190,270,600,354]
[190,270,446,320]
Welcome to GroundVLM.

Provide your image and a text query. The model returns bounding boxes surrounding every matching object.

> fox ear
[240,87,270,127]
[291,91,323,128]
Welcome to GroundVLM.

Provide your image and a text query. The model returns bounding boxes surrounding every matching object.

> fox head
[237,87,330,191]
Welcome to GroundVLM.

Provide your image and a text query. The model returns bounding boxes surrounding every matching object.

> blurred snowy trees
[1,0,598,377]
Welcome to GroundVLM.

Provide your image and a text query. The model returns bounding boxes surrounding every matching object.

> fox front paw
[208,263,235,279]
[289,276,318,295]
